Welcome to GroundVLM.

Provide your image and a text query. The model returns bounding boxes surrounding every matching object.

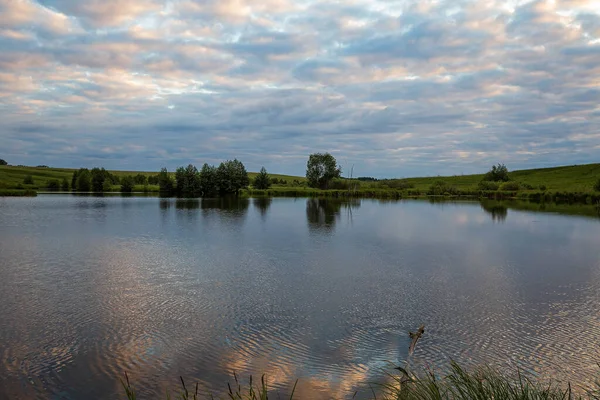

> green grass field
[379,163,600,192]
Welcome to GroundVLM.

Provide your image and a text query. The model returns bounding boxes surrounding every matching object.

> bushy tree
[593,178,600,192]
[175,164,200,195]
[47,179,60,190]
[102,179,113,192]
[76,169,91,191]
[483,164,510,182]
[500,181,520,191]
[148,175,159,185]
[133,173,147,185]
[158,167,174,194]
[108,174,120,185]
[61,178,69,191]
[199,163,217,196]
[478,181,500,191]
[23,175,34,185]
[306,152,341,189]
[120,176,134,193]
[217,159,249,194]
[0,159,7,165]
[71,170,79,190]
[253,167,271,189]
[91,167,109,192]
[427,180,458,196]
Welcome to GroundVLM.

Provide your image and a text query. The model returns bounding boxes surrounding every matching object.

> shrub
[47,179,60,191]
[521,182,534,190]
[385,179,415,190]
[500,181,520,191]
[23,175,34,185]
[428,180,458,196]
[158,168,174,194]
[121,176,134,193]
[133,174,147,185]
[483,163,510,182]
[478,181,500,191]
[594,178,600,192]
[76,169,91,191]
[148,175,159,185]
[102,179,113,192]
[61,178,69,191]
[539,184,547,191]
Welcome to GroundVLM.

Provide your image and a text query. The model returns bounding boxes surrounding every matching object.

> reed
[120,324,599,399]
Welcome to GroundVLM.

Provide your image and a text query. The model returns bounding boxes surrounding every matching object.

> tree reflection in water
[306,198,361,233]
[480,201,508,222]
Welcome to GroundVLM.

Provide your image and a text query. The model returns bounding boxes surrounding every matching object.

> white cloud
[0,0,599,176]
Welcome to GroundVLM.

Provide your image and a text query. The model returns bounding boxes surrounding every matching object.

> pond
[0,195,599,399]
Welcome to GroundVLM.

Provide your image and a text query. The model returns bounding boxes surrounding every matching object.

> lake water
[1,195,599,399]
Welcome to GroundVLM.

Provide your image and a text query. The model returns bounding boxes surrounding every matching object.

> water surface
[1,196,599,399]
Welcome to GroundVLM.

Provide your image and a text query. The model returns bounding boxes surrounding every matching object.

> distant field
[382,163,600,192]
[0,165,306,190]
[0,166,74,190]
[1,163,599,193]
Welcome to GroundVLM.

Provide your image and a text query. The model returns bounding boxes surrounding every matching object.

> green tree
[61,178,70,191]
[199,163,217,197]
[102,179,113,192]
[91,167,108,192]
[253,167,271,189]
[120,176,134,193]
[133,173,147,185]
[76,169,91,191]
[23,175,34,185]
[306,153,341,189]
[0,159,7,165]
[217,159,249,195]
[427,180,458,196]
[47,179,60,191]
[158,167,174,194]
[483,164,510,182]
[71,170,79,190]
[175,164,200,195]
[148,175,159,185]
[593,178,600,192]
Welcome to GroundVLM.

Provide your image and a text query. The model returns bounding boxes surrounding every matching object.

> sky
[0,0,599,178]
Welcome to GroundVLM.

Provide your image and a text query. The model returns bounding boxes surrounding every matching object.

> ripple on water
[2,197,600,399]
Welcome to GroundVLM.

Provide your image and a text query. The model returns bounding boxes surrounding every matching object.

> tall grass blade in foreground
[119,323,600,399]
[121,371,136,400]
[381,361,600,400]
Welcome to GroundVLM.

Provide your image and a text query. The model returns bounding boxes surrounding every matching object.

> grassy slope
[1,163,599,192]
[0,166,306,189]
[396,163,600,192]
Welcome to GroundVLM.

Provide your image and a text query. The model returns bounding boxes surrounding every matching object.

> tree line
[157,159,251,196]
[68,168,152,193]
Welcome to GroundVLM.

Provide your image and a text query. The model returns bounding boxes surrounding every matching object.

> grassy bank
[121,361,600,399]
[2,163,600,202]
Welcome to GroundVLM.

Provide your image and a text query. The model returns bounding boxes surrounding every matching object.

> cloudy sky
[1,0,599,177]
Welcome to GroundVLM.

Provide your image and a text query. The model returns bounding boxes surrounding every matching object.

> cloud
[0,0,599,176]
